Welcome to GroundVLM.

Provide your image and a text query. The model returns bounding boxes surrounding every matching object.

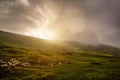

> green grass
[0,31,120,80]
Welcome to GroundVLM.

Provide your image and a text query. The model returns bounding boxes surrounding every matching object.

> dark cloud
[0,0,120,47]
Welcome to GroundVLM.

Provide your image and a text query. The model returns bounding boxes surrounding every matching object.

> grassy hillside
[0,30,120,80]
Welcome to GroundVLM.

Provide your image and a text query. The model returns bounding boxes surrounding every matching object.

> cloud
[17,0,30,6]
[0,0,120,47]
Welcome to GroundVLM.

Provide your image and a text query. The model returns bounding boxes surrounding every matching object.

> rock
[50,63,54,66]
[21,62,31,67]
[7,62,15,69]
[1,63,9,68]
[7,62,13,66]
[0,59,18,75]
[0,63,11,74]
[58,62,62,65]
[0,60,6,64]
[10,58,20,66]
[38,60,41,63]
[47,62,55,66]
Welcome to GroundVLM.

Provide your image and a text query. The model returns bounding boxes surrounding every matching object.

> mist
[0,0,120,48]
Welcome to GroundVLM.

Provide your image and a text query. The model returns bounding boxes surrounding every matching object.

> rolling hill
[0,30,120,80]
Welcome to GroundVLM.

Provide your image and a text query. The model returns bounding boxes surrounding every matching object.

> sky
[0,0,120,47]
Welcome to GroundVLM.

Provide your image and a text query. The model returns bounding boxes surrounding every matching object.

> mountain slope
[0,30,120,80]
[0,30,120,55]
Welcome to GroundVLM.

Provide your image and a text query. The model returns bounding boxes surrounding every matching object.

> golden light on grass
[25,29,56,40]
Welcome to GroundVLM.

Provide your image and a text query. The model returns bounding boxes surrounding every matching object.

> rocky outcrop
[21,62,31,67]
[10,58,20,66]
[0,58,32,75]
[0,61,15,75]
[47,61,71,66]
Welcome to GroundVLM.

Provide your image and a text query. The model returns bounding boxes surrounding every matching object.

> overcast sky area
[0,0,120,47]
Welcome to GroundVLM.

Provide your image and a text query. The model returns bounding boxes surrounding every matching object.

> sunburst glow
[25,29,56,40]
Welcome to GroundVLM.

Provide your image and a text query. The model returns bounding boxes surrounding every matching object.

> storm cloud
[0,0,120,47]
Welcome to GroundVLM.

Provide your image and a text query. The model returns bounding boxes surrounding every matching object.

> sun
[25,29,56,40]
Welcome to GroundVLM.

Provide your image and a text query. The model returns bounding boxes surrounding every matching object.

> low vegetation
[0,31,120,80]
